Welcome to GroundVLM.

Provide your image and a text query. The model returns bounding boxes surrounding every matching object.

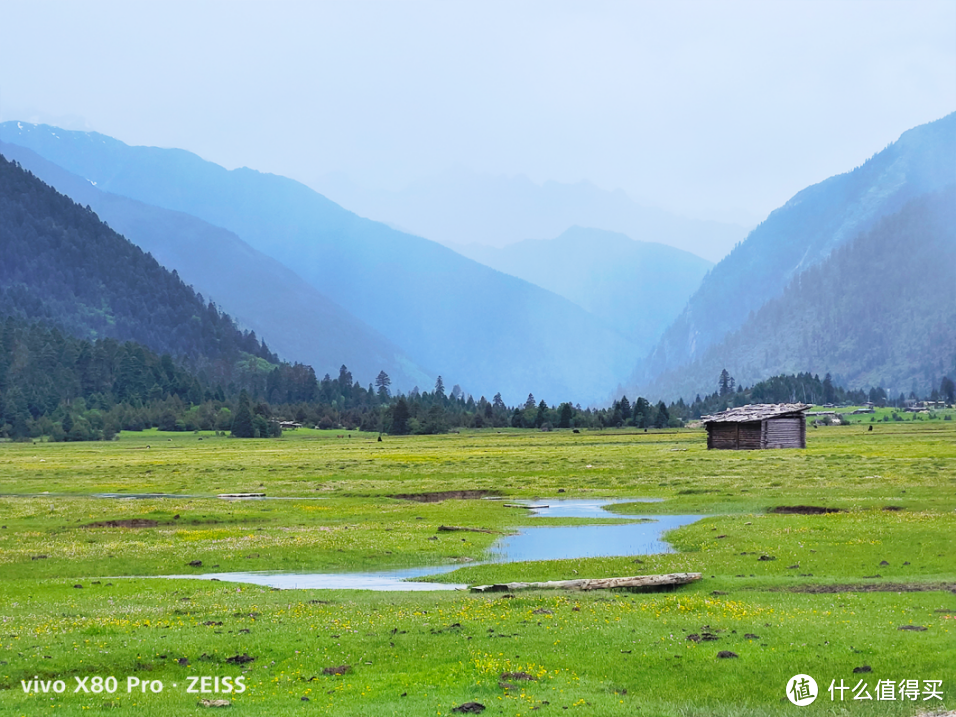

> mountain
[0,123,637,404]
[643,188,956,400]
[456,226,712,355]
[0,152,274,366]
[0,141,432,391]
[633,112,956,397]
[311,167,750,262]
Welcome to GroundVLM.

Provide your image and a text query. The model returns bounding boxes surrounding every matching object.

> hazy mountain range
[0,141,433,391]
[630,112,956,399]
[643,188,956,399]
[2,112,953,406]
[311,167,751,262]
[456,226,712,355]
[0,153,275,368]
[0,123,644,404]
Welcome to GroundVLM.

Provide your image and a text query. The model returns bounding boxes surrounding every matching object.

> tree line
[5,314,953,443]
[3,152,953,442]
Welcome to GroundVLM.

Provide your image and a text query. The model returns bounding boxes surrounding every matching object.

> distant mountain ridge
[312,167,749,262]
[0,122,638,404]
[633,112,956,398]
[0,153,273,367]
[0,141,433,390]
[457,226,712,355]
[641,187,956,400]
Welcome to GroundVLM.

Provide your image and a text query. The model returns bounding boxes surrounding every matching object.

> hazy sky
[1,0,953,226]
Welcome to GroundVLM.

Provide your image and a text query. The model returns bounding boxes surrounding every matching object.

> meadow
[0,423,954,716]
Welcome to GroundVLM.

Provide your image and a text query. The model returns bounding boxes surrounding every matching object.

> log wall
[706,423,737,449]
[706,422,761,449]
[707,416,806,449]
[762,417,805,449]
[737,422,763,449]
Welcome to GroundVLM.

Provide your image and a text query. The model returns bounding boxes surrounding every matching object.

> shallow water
[159,498,701,591]
[520,497,663,518]
[164,564,470,591]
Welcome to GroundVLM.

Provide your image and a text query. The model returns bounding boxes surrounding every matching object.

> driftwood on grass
[438,525,497,534]
[470,572,702,593]
[502,503,548,509]
[217,493,266,498]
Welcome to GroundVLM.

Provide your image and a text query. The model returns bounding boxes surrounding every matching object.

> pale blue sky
[1,0,953,227]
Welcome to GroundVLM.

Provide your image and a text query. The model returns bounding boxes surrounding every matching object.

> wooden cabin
[701,403,810,450]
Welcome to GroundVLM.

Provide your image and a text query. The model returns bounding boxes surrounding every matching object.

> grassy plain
[0,423,954,716]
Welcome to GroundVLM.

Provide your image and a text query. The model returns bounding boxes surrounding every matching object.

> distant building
[701,403,810,450]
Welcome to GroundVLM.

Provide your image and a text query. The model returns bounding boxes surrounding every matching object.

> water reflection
[166,564,469,591]
[157,498,700,591]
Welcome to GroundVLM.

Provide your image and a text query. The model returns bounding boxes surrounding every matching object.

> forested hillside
[634,112,956,396]
[641,187,956,400]
[0,154,641,442]
[0,153,275,365]
[0,318,206,440]
[0,122,637,405]
[0,142,433,390]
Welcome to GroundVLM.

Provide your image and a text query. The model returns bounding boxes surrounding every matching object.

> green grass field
[1,423,954,715]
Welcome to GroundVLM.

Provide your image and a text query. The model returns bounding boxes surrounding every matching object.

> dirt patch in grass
[322,665,350,676]
[788,582,956,594]
[500,671,536,682]
[390,490,498,503]
[79,518,239,529]
[80,519,159,528]
[769,506,842,515]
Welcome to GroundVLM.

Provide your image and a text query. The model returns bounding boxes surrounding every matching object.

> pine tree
[654,400,670,428]
[940,376,955,404]
[231,390,255,438]
[390,396,410,435]
[823,373,836,404]
[375,370,391,400]
[719,369,732,396]
[558,403,573,428]
[619,395,631,420]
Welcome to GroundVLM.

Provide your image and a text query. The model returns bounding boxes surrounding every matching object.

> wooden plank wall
[737,422,762,449]
[707,422,762,449]
[707,424,738,449]
[763,417,805,448]
[708,416,806,449]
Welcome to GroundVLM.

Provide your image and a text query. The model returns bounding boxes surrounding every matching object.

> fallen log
[470,572,702,593]
[502,503,548,509]
[217,493,266,499]
[438,525,497,534]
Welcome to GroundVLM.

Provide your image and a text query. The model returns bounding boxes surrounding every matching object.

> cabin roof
[701,403,811,424]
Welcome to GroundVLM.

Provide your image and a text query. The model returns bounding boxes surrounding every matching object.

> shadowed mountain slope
[0,123,636,404]
[0,152,274,365]
[639,187,956,400]
[633,112,956,397]
[0,141,432,390]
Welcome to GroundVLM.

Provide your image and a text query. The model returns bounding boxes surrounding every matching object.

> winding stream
[162,498,703,591]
